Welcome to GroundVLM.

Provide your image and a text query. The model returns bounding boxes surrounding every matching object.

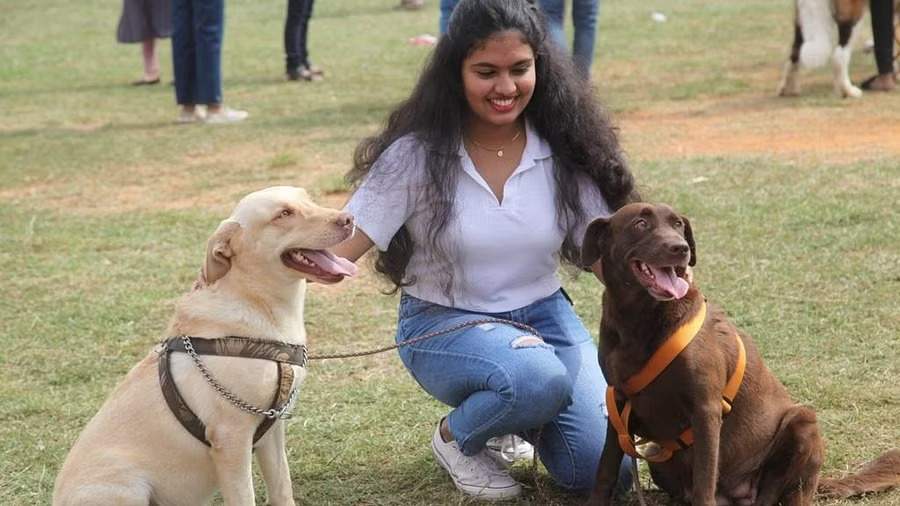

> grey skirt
[116,0,172,43]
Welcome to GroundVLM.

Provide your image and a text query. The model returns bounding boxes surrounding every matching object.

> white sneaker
[431,421,522,500]
[177,108,205,123]
[204,106,248,124]
[485,435,534,465]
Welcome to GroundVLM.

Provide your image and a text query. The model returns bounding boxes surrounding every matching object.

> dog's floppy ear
[204,220,241,285]
[581,216,610,272]
[682,215,696,267]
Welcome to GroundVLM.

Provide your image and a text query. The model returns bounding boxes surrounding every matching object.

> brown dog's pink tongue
[650,265,689,299]
[303,250,358,277]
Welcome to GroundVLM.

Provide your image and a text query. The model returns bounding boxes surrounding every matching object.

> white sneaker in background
[486,434,534,464]
[177,108,205,123]
[204,107,248,124]
[431,421,522,500]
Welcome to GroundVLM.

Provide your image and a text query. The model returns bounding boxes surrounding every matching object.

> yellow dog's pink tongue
[649,265,689,299]
[303,250,357,277]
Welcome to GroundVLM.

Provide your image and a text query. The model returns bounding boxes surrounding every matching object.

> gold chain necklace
[468,130,522,158]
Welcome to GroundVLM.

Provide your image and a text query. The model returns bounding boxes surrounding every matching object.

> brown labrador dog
[581,203,900,506]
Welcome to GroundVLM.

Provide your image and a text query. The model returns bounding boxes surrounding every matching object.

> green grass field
[1,0,898,504]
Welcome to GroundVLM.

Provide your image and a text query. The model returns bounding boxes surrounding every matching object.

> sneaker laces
[455,448,513,480]
[498,434,524,461]
[487,434,532,462]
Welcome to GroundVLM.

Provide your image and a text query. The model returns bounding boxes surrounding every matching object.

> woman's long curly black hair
[346,0,639,294]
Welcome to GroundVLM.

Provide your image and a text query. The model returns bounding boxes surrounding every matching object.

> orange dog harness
[606,300,747,462]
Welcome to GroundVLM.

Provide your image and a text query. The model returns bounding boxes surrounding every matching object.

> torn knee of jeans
[510,335,545,348]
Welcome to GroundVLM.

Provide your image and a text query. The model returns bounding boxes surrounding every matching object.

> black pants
[284,0,314,72]
[870,0,895,75]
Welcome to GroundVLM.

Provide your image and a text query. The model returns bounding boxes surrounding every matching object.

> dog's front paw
[777,62,800,97]
[777,82,800,97]
[841,84,863,98]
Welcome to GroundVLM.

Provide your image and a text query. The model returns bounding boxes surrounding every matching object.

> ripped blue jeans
[395,289,631,493]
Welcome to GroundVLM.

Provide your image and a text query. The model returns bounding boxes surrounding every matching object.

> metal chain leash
[182,335,299,420]
[180,318,539,419]
[183,319,558,500]
[307,317,542,361]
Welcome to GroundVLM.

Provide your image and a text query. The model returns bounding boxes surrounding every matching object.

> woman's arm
[333,227,375,264]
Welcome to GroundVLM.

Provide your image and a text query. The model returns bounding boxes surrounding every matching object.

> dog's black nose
[668,241,689,256]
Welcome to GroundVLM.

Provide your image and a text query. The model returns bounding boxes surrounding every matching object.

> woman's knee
[502,349,573,422]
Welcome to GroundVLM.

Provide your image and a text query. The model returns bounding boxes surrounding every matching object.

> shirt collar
[522,120,552,161]
[456,120,553,199]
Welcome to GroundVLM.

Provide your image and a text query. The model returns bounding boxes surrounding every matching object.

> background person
[171,0,247,123]
[439,0,599,79]
[438,0,456,34]
[334,0,635,499]
[284,0,326,81]
[861,0,897,91]
[538,0,600,79]
[117,0,172,85]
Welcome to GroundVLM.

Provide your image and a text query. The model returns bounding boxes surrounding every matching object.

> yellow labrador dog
[53,186,356,506]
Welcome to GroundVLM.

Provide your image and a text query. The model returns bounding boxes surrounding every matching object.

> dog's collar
[606,299,748,462]
[157,336,306,447]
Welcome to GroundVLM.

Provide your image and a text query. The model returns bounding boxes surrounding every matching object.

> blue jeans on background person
[394,290,631,493]
[538,0,600,78]
[171,0,223,105]
[439,0,456,35]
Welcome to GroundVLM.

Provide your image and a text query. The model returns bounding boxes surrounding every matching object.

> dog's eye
[278,209,293,219]
[634,219,647,231]
[673,219,683,228]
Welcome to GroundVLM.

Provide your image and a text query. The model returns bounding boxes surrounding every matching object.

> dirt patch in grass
[4,94,897,216]
[0,144,346,215]
[618,95,900,163]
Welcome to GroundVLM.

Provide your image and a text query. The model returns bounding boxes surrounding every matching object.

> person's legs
[140,38,160,81]
[571,0,599,79]
[172,0,195,105]
[538,0,566,50]
[297,0,324,76]
[396,291,630,494]
[284,0,315,75]
[193,0,223,106]
[864,0,896,90]
[190,0,245,122]
[284,0,301,74]
[285,0,323,81]
[514,290,631,493]
[396,294,573,455]
[439,0,460,36]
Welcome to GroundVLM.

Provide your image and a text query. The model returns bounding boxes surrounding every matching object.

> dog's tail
[796,0,834,67]
[818,449,900,499]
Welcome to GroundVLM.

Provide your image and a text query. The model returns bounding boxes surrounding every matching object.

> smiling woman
[461,30,535,140]
[330,0,641,500]
[461,30,534,200]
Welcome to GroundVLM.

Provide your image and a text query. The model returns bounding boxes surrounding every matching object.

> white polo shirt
[345,122,611,313]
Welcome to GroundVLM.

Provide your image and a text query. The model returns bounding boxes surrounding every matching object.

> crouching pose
[333,0,639,499]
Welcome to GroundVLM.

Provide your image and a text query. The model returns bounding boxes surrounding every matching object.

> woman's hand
[331,227,375,281]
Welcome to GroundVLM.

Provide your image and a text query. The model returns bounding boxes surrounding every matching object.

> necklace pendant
[497,150,504,157]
